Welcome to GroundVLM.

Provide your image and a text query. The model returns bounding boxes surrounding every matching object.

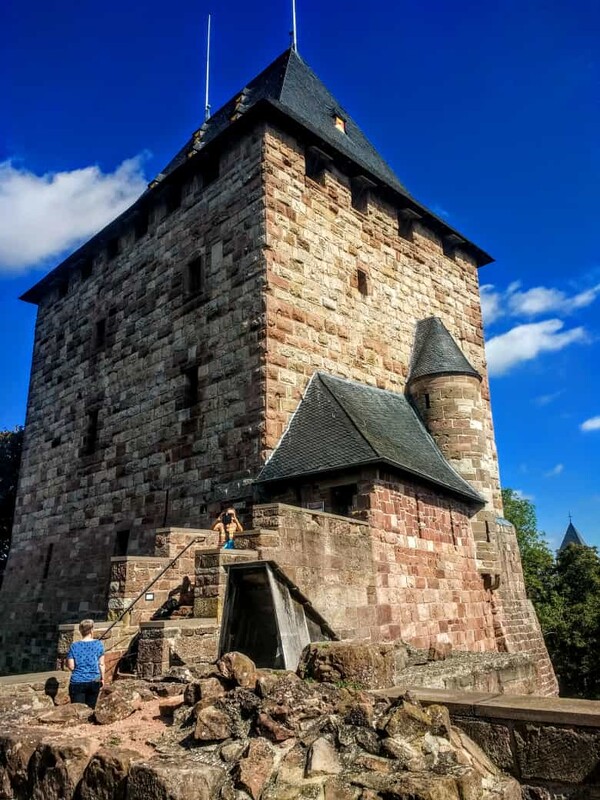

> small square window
[333,115,346,134]
[357,268,369,296]
[107,236,120,260]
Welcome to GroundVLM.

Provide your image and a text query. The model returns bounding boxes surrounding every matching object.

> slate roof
[21,47,492,305]
[559,521,587,551]
[257,372,483,504]
[409,317,481,382]
[160,48,409,197]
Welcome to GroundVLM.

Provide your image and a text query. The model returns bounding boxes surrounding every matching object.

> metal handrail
[100,536,202,642]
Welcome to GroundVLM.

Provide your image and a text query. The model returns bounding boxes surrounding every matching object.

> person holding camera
[212,507,243,549]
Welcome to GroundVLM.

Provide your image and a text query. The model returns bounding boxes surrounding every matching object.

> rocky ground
[0,650,521,800]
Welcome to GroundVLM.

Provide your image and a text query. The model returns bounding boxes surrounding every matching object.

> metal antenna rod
[291,0,298,52]
[205,14,212,121]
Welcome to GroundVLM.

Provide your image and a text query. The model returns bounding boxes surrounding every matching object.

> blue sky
[1,0,599,549]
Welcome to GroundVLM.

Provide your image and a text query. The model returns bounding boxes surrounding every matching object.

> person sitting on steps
[212,506,243,549]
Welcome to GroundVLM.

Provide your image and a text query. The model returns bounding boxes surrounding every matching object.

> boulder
[382,700,433,740]
[195,704,238,742]
[127,759,225,800]
[94,683,143,725]
[162,666,196,683]
[37,703,92,725]
[306,737,342,777]
[255,711,295,743]
[28,736,99,800]
[235,738,275,800]
[78,747,141,800]
[158,695,184,719]
[218,652,257,689]
[187,676,227,709]
[298,641,395,690]
[0,728,45,800]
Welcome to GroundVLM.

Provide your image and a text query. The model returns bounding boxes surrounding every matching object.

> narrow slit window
[83,409,100,456]
[186,256,205,296]
[165,184,182,214]
[305,146,331,183]
[201,159,219,189]
[357,268,369,296]
[114,530,130,557]
[80,259,93,280]
[183,366,199,408]
[95,318,106,350]
[106,236,120,260]
[42,544,54,580]
[134,212,149,240]
[351,176,373,214]
[425,393,431,409]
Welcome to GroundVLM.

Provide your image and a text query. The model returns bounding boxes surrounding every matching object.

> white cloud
[581,416,600,432]
[513,489,535,501]
[480,284,503,326]
[480,280,600,327]
[485,319,586,376]
[0,156,148,273]
[535,390,564,406]
[508,283,600,316]
[544,463,564,477]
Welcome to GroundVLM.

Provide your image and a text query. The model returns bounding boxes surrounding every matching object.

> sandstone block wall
[252,499,496,652]
[0,127,268,673]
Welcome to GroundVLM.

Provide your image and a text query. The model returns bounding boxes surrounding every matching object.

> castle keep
[0,49,557,693]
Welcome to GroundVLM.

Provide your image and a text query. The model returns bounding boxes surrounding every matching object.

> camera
[221,512,233,526]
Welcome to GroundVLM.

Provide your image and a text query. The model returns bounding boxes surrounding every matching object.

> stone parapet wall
[56,621,136,680]
[387,688,600,798]
[194,548,259,622]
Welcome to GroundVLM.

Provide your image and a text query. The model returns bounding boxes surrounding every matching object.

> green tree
[550,543,600,698]
[0,427,24,574]
[501,488,557,626]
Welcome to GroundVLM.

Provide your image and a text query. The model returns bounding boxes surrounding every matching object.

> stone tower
[407,317,501,579]
[0,49,557,692]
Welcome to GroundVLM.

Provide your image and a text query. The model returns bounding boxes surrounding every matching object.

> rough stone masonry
[0,47,557,694]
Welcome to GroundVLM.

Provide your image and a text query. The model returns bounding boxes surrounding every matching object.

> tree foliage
[502,487,600,698]
[0,427,24,571]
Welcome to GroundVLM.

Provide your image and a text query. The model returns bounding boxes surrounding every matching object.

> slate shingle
[409,317,481,382]
[257,372,483,504]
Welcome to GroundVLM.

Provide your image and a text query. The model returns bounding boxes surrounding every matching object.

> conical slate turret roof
[559,521,587,551]
[257,372,483,504]
[408,317,481,382]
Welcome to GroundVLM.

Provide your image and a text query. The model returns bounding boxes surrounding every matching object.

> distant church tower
[559,519,587,551]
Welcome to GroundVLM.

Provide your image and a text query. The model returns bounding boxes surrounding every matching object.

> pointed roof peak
[408,317,481,383]
[559,520,587,551]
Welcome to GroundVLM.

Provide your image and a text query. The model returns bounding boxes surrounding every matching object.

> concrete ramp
[219,560,336,670]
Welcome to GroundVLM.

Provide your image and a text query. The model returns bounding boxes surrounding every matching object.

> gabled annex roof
[257,372,483,504]
[409,317,481,382]
[559,521,587,551]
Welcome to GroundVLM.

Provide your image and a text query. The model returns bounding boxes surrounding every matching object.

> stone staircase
[57,526,269,680]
